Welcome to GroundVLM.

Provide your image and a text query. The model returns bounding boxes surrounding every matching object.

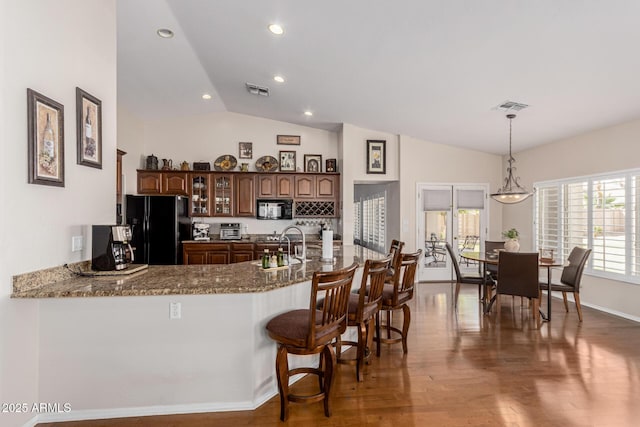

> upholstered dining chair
[335,255,392,381]
[265,262,358,421]
[484,240,505,281]
[376,250,422,355]
[445,243,486,308]
[495,251,540,322]
[539,247,591,321]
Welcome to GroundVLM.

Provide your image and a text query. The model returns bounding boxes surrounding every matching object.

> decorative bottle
[262,249,270,269]
[277,247,284,267]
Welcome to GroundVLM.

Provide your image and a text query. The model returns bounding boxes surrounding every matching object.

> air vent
[245,83,270,97]
[494,100,529,112]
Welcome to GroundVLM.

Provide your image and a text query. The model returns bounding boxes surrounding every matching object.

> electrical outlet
[170,302,181,319]
[71,236,83,252]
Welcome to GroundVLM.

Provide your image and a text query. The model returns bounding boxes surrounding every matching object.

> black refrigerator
[126,195,190,265]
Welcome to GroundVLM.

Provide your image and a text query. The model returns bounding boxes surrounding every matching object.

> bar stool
[376,250,422,355]
[265,262,358,421]
[335,255,392,381]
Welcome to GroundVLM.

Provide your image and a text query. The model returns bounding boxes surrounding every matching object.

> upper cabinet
[212,174,233,216]
[137,171,187,195]
[189,173,211,216]
[257,174,294,198]
[235,174,255,217]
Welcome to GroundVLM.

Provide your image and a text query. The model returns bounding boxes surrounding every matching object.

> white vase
[504,239,520,252]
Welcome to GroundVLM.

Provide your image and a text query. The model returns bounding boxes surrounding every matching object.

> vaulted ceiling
[117,0,640,154]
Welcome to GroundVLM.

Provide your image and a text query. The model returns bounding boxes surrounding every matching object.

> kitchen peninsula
[11,246,382,422]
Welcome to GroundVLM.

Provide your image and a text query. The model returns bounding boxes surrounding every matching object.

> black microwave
[256,199,293,220]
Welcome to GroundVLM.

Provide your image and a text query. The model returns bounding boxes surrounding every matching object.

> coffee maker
[92,225,134,271]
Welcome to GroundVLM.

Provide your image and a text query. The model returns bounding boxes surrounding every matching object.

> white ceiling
[117,0,640,155]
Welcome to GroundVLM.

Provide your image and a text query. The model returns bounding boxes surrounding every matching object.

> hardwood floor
[38,283,640,426]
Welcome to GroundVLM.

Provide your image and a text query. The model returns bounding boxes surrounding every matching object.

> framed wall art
[366,140,386,174]
[27,88,65,186]
[279,150,296,172]
[326,158,337,172]
[76,87,102,168]
[239,142,253,159]
[304,154,322,173]
[277,134,301,145]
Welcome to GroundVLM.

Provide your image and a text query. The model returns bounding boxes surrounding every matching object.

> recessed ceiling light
[202,93,212,100]
[273,75,285,83]
[304,111,313,117]
[156,28,174,38]
[268,24,284,35]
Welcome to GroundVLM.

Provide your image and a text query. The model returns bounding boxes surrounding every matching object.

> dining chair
[335,255,392,381]
[386,239,405,282]
[539,247,591,321]
[484,240,504,281]
[445,243,486,308]
[495,251,540,322]
[265,262,358,421]
[376,250,422,355]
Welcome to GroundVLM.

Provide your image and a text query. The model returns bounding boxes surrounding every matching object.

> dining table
[460,251,563,321]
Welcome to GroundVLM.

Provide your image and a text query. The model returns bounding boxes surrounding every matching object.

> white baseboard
[544,291,640,323]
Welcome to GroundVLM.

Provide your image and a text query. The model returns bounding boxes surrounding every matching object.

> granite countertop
[12,246,383,299]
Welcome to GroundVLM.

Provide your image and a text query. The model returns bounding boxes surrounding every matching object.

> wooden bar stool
[376,250,422,355]
[265,262,358,421]
[335,255,392,381]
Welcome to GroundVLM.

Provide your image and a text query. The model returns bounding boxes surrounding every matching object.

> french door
[416,184,489,281]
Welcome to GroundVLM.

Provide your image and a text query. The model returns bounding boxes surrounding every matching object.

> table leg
[539,266,551,322]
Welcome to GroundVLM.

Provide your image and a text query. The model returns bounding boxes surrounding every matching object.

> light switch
[71,236,83,252]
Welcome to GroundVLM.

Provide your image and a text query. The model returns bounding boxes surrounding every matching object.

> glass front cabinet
[189,173,211,216]
[213,174,233,216]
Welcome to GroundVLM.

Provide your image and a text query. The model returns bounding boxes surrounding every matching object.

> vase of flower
[502,228,520,252]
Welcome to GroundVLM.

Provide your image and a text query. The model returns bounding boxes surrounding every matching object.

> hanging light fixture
[490,113,533,204]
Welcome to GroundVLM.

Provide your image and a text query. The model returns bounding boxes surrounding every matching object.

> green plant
[502,228,519,240]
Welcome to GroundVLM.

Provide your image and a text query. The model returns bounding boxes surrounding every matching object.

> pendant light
[490,114,533,204]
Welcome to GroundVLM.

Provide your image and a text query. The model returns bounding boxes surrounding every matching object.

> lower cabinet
[231,243,255,263]
[183,243,230,265]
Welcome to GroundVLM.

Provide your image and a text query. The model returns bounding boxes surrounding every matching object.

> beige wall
[504,118,640,320]
[1,1,117,425]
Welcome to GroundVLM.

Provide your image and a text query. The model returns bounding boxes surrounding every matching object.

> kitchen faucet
[279,225,306,263]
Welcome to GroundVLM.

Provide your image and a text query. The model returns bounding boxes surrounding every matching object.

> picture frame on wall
[27,88,65,187]
[304,154,322,173]
[277,134,301,145]
[366,140,386,174]
[239,142,253,159]
[279,150,296,171]
[326,158,337,172]
[76,87,102,169]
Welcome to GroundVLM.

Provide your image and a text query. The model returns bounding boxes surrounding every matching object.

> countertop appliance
[220,223,242,240]
[92,225,134,271]
[256,199,293,220]
[126,195,190,265]
[193,223,211,241]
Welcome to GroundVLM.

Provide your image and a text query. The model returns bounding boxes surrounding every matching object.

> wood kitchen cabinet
[189,173,211,216]
[183,243,230,265]
[294,175,316,198]
[137,171,162,194]
[235,175,255,217]
[212,174,233,216]
[231,243,255,263]
[257,174,294,198]
[316,175,338,199]
[137,171,188,196]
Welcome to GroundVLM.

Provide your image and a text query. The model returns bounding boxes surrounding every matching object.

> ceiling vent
[246,83,270,97]
[494,100,529,112]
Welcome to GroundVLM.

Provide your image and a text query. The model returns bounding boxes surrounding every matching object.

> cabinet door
[163,172,188,195]
[317,175,338,198]
[231,252,254,263]
[257,175,276,197]
[137,171,162,194]
[213,174,234,216]
[235,175,256,217]
[189,173,211,216]
[207,252,229,264]
[276,175,294,197]
[294,175,315,198]
[183,249,208,265]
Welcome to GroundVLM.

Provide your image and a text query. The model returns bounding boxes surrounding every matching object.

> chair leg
[356,321,367,382]
[574,292,584,322]
[401,304,411,354]
[321,344,336,417]
[562,292,569,312]
[375,312,381,357]
[496,294,501,318]
[454,282,461,308]
[335,335,342,359]
[275,345,290,422]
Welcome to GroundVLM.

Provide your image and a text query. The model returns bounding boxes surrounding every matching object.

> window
[534,169,640,283]
[354,192,386,252]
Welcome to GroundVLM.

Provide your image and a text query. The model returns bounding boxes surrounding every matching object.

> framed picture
[366,140,386,174]
[76,87,102,168]
[304,154,322,173]
[326,158,337,172]
[239,142,253,159]
[27,89,65,186]
[277,134,301,145]
[279,150,296,172]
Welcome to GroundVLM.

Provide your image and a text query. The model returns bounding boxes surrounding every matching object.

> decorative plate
[213,155,237,171]
[255,155,278,172]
